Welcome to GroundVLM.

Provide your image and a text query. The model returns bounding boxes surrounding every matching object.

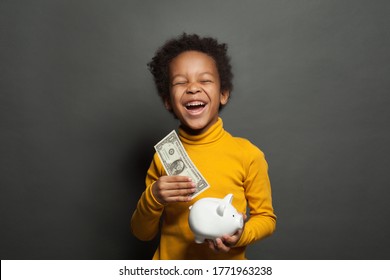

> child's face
[166,51,229,134]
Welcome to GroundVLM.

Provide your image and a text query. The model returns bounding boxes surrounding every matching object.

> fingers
[160,175,194,183]
[159,176,196,195]
[221,229,242,246]
[207,238,231,253]
[152,176,196,204]
[162,189,195,203]
[206,225,245,254]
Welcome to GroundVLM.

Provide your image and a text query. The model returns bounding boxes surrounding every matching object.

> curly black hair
[148,33,233,110]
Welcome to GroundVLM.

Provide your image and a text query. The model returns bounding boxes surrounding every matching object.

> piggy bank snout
[235,213,244,229]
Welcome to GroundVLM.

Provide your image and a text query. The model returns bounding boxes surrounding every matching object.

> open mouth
[185,101,206,112]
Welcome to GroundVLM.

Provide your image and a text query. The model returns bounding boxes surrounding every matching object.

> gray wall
[1,0,389,259]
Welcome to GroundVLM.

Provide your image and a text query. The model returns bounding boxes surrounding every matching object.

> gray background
[1,0,389,259]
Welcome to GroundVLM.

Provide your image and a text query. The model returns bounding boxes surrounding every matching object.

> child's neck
[179,125,205,136]
[179,117,221,136]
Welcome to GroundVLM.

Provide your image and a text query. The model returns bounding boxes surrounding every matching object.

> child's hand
[152,175,196,205]
[207,213,247,253]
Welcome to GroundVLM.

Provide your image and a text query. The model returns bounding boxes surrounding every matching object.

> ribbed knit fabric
[131,118,276,259]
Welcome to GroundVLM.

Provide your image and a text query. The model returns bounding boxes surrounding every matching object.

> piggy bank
[188,194,244,243]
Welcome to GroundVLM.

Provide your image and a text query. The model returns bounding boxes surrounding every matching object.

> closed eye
[172,81,187,86]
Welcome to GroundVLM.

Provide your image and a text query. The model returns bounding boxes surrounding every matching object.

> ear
[223,193,233,204]
[164,96,172,111]
[220,90,230,106]
[216,194,233,216]
[216,203,226,217]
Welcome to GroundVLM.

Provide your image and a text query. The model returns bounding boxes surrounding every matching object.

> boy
[131,33,276,259]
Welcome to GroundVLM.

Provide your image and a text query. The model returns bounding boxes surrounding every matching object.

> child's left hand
[207,213,247,253]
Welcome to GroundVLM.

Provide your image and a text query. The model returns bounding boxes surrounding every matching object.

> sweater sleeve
[130,153,165,241]
[235,144,276,247]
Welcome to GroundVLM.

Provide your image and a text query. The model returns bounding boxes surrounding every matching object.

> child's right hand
[152,176,196,205]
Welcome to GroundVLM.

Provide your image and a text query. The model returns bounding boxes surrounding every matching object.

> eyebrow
[171,74,186,80]
[171,72,215,79]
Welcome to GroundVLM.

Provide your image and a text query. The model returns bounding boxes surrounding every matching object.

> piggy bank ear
[216,203,226,216]
[223,194,233,204]
[216,194,233,216]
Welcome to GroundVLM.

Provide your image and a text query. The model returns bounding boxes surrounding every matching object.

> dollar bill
[154,130,210,198]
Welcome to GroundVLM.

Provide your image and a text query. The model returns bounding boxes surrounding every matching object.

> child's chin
[182,120,212,134]
[185,125,206,132]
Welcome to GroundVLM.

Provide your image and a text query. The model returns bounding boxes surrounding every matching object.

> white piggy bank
[188,194,244,244]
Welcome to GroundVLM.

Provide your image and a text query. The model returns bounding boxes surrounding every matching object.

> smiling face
[165,51,230,134]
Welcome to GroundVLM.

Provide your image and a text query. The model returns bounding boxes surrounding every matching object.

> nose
[186,82,201,94]
[238,215,244,228]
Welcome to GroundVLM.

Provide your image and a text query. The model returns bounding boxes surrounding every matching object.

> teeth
[185,102,205,107]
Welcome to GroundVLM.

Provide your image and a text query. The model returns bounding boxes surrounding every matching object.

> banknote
[154,130,210,198]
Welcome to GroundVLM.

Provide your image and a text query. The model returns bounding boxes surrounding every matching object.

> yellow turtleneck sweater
[131,118,276,259]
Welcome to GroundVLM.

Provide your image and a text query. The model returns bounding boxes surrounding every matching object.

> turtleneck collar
[178,118,225,145]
